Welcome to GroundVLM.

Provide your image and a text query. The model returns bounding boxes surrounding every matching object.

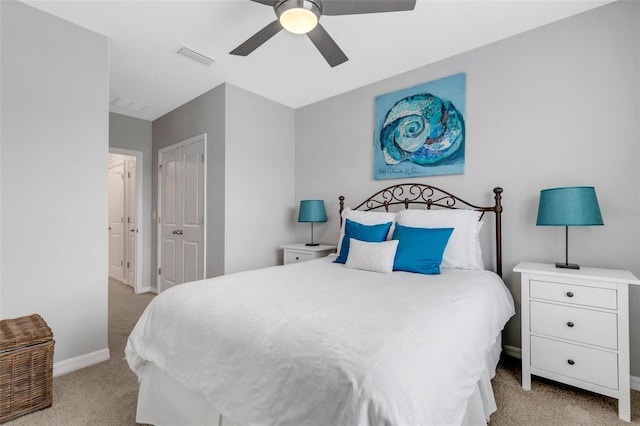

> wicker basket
[0,314,54,423]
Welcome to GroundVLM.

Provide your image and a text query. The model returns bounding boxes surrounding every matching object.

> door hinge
[127,261,130,268]
[158,268,162,275]
[121,260,123,266]
[128,171,131,178]
[127,216,130,223]
[159,165,163,172]
[201,154,204,163]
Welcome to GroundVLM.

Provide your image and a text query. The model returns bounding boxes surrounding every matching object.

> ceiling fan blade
[306,23,348,67]
[230,20,283,56]
[249,0,278,6]
[322,0,416,15]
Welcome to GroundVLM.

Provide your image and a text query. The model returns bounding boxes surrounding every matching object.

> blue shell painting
[374,73,466,180]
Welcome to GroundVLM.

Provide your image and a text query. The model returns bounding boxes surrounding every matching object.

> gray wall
[152,83,296,288]
[109,113,153,290]
[153,84,226,286]
[294,1,640,374]
[1,1,109,364]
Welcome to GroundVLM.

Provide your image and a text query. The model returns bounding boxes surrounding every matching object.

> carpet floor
[5,279,640,425]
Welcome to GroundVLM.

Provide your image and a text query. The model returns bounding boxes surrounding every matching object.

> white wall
[294,1,640,374]
[224,84,296,273]
[109,113,153,291]
[0,0,109,367]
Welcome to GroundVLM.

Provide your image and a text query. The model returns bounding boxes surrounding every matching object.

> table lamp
[298,200,327,246]
[536,186,604,269]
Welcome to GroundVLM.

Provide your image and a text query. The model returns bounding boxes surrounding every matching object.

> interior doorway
[109,148,144,293]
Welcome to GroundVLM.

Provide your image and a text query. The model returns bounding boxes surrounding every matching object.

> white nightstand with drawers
[281,244,336,265]
[514,262,640,422]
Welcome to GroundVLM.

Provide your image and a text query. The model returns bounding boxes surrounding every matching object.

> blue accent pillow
[334,219,393,264]
[392,224,454,274]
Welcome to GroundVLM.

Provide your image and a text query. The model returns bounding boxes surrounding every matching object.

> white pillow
[344,239,399,273]
[336,207,396,257]
[474,220,485,269]
[395,209,484,270]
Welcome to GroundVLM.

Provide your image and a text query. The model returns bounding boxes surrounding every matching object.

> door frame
[157,133,207,292]
[110,147,144,294]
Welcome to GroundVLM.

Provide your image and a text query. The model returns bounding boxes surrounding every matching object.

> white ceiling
[24,0,613,121]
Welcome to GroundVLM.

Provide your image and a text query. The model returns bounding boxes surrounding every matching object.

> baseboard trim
[137,285,153,294]
[631,375,640,391]
[503,344,521,359]
[53,348,110,377]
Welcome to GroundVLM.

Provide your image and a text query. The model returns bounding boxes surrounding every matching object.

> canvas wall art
[374,73,466,180]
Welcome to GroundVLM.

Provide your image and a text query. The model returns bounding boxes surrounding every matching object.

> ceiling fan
[230,0,417,67]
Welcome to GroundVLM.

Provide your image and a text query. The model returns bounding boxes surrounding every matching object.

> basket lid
[0,314,53,351]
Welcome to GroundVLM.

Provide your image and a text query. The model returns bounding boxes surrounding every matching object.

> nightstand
[514,262,640,421]
[281,243,336,265]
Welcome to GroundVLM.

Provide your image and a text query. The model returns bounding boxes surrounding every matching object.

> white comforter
[126,256,515,426]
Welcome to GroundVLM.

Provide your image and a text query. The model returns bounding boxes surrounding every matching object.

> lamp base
[556,262,580,270]
[305,243,320,246]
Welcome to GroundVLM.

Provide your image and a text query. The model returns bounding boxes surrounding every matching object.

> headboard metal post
[493,187,503,277]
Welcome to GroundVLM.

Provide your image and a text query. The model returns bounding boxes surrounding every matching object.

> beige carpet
[491,356,640,425]
[5,278,154,426]
[5,279,640,425]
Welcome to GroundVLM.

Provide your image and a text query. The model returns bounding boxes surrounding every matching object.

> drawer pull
[567,321,574,328]
[566,291,574,298]
[567,359,575,366]
[295,256,300,260]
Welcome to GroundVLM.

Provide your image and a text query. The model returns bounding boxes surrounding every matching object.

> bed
[126,183,515,426]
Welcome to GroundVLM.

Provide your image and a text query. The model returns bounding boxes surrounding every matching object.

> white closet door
[180,139,205,284]
[158,136,205,292]
[126,157,137,288]
[160,146,181,292]
[108,163,125,280]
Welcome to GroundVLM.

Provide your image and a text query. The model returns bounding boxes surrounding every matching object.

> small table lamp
[298,200,327,246]
[536,186,604,269]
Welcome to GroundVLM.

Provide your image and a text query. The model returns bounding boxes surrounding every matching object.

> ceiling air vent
[110,97,149,112]
[176,45,215,66]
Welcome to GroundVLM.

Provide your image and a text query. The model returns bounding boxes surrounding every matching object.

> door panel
[183,241,200,284]
[108,163,125,280]
[163,158,178,227]
[163,238,178,286]
[182,147,202,227]
[128,235,136,285]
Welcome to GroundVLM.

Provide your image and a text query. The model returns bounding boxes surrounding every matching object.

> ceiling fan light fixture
[277,0,320,34]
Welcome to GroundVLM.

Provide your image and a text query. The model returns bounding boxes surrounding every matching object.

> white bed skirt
[135,336,503,426]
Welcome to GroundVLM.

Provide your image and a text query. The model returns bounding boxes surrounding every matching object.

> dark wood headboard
[338,184,504,277]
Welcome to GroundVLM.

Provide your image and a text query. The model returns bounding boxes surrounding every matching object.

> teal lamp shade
[537,186,604,227]
[298,200,327,246]
[536,186,603,269]
[298,200,327,223]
